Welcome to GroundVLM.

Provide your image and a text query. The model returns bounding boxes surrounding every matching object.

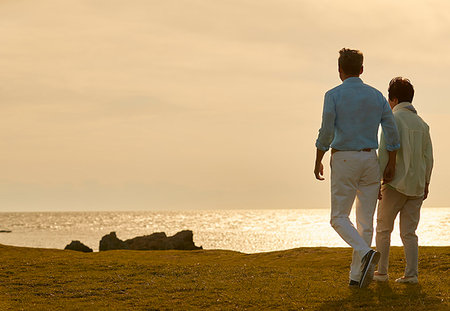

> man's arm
[380,98,400,183]
[380,98,400,152]
[382,150,397,184]
[423,128,433,200]
[314,148,326,181]
[314,92,335,181]
[423,183,430,200]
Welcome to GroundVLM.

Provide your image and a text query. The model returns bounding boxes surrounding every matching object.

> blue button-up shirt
[316,77,400,152]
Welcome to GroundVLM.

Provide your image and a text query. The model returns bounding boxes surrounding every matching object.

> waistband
[331,148,372,154]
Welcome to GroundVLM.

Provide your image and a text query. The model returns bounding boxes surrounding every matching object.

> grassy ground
[0,244,448,310]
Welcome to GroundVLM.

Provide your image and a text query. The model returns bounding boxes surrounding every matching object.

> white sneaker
[373,271,389,282]
[395,276,418,284]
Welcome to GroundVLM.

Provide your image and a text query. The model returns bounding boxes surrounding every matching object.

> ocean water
[0,208,448,253]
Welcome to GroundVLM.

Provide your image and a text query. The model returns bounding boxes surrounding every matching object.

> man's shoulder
[394,110,431,131]
[417,115,431,131]
[325,84,342,96]
[360,82,384,96]
[392,110,408,124]
[326,81,384,97]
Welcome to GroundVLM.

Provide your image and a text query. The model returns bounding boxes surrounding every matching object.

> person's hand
[314,162,324,181]
[423,183,430,200]
[382,163,395,184]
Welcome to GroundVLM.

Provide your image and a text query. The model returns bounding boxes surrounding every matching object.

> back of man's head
[338,48,363,76]
[388,77,414,103]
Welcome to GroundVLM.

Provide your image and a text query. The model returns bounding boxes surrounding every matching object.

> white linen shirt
[379,102,433,196]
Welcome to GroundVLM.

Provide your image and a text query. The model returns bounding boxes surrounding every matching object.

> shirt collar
[393,102,413,112]
[342,77,363,84]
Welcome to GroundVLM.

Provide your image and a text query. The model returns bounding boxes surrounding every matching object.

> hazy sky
[1,0,449,211]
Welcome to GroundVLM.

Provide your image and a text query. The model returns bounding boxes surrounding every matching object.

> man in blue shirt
[314,48,400,288]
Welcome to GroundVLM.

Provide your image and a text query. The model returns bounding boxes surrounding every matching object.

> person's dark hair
[388,77,414,103]
[338,48,363,75]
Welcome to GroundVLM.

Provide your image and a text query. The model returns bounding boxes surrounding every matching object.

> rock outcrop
[99,230,202,251]
[99,231,127,251]
[64,240,93,253]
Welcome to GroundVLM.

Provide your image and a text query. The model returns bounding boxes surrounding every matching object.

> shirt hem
[385,184,424,198]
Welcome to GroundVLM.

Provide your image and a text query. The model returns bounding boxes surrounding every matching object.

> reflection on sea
[0,208,448,253]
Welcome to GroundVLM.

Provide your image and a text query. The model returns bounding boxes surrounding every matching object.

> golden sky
[1,0,449,211]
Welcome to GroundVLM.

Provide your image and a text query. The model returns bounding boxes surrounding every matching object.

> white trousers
[330,150,380,281]
[376,185,422,277]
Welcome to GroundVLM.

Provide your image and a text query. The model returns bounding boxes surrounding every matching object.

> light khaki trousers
[330,150,380,281]
[376,185,423,277]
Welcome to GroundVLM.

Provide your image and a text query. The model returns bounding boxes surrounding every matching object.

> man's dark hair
[338,48,363,75]
[388,77,414,103]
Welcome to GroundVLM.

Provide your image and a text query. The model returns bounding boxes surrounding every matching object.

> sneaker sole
[360,251,380,288]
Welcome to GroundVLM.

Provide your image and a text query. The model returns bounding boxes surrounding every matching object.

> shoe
[395,276,418,284]
[349,280,360,287]
[373,271,389,282]
[359,250,380,288]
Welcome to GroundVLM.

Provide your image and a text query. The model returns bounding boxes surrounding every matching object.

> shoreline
[1,242,450,254]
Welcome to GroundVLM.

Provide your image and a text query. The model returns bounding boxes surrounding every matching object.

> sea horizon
[1,205,449,213]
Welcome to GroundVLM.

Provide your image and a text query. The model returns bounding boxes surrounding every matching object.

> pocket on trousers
[363,158,381,184]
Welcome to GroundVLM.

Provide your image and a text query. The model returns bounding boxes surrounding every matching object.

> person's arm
[380,98,400,182]
[380,98,400,151]
[423,127,433,200]
[423,183,430,200]
[314,148,326,181]
[382,150,397,184]
[314,93,335,181]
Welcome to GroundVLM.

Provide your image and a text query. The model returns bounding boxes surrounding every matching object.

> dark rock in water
[166,230,203,250]
[0,230,12,233]
[124,232,168,250]
[99,230,202,251]
[99,231,127,251]
[64,240,93,253]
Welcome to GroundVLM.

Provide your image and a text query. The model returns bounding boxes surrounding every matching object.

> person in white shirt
[374,77,433,284]
[314,48,400,288]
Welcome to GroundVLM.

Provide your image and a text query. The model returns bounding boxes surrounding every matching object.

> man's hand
[314,162,325,181]
[382,163,395,184]
[423,183,430,200]
[314,148,326,181]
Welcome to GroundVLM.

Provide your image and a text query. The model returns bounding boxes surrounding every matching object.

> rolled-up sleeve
[315,92,335,151]
[380,99,400,151]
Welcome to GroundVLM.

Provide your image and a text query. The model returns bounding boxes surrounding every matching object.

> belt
[331,148,372,154]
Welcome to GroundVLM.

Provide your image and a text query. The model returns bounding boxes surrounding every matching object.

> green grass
[0,244,448,310]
